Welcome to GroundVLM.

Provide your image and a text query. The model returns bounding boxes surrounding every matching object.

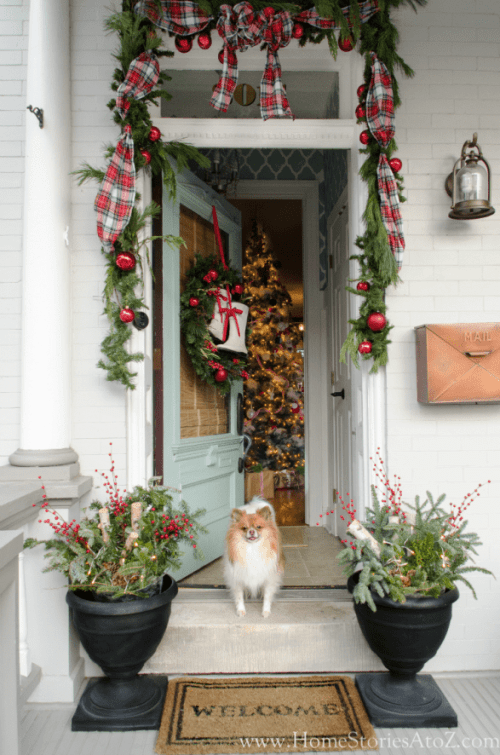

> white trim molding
[151,118,356,151]
[126,174,154,491]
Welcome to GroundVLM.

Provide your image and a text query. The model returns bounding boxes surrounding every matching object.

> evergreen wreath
[74,0,426,388]
[180,254,249,395]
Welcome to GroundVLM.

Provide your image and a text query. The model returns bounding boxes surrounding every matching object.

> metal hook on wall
[27,106,44,129]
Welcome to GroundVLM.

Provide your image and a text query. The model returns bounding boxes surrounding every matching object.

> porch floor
[22,672,500,754]
[179,526,346,587]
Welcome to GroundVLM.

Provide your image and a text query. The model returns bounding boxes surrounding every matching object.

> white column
[9,0,76,467]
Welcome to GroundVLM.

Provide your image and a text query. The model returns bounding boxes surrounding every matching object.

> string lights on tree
[242,221,304,472]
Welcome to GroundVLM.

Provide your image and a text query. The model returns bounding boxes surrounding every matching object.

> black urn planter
[67,574,178,732]
[348,573,459,728]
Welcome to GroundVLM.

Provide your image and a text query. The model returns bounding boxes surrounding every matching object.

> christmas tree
[243,221,304,472]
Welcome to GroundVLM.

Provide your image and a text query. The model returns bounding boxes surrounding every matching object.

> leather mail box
[415,323,500,404]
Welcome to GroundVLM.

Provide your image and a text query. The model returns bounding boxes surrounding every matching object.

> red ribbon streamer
[211,206,242,341]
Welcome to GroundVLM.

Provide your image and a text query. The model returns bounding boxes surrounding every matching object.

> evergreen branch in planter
[336,451,494,610]
[24,449,208,599]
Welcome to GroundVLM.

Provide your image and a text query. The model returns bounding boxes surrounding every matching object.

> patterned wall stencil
[193,148,348,289]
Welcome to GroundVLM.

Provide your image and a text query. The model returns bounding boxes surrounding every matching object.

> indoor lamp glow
[445,133,495,219]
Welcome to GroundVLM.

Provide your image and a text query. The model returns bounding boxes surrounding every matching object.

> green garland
[74,0,426,388]
[339,0,428,372]
[180,255,249,395]
[74,8,210,389]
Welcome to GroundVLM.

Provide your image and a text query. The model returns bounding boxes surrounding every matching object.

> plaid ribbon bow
[115,51,160,119]
[210,2,293,119]
[295,0,379,30]
[366,52,404,269]
[134,0,212,35]
[94,125,136,253]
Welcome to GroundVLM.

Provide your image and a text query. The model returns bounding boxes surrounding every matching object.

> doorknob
[237,393,244,435]
[331,389,345,400]
[238,434,252,473]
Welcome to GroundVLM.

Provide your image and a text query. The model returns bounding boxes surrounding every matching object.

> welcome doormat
[155,676,378,754]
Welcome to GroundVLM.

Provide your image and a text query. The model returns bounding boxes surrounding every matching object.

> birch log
[131,502,142,532]
[347,519,382,557]
[98,507,110,544]
[124,531,139,551]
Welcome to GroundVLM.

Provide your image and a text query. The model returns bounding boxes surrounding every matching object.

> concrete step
[143,588,384,675]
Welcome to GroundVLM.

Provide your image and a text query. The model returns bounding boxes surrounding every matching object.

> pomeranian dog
[224,497,285,618]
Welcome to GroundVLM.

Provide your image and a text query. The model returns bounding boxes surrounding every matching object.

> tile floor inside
[180,525,346,587]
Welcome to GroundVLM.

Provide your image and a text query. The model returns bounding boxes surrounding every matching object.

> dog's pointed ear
[230,508,244,522]
[258,505,272,520]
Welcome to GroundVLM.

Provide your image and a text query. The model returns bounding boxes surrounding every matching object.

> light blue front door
[162,167,244,580]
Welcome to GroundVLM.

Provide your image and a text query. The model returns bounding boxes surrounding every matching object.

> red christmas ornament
[358,341,373,355]
[189,297,200,307]
[291,403,300,415]
[338,37,353,52]
[356,281,370,292]
[359,130,371,145]
[115,251,136,271]
[263,6,275,18]
[367,312,387,332]
[119,307,135,323]
[292,23,304,39]
[233,283,244,295]
[357,84,366,99]
[389,157,403,173]
[140,149,151,164]
[215,368,228,383]
[208,269,218,282]
[197,31,212,50]
[175,36,193,53]
[218,49,237,65]
[355,104,366,120]
[149,126,161,142]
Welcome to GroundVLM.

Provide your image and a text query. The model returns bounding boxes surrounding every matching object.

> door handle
[237,393,244,435]
[238,434,252,473]
[331,389,345,400]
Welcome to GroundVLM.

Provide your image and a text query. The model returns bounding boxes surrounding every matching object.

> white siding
[69,0,128,488]
[0,0,28,464]
[387,0,500,673]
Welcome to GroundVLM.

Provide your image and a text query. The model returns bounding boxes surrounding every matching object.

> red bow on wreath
[220,287,243,340]
[210,1,293,120]
[366,51,405,270]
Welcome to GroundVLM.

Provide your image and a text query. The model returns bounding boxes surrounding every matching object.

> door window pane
[179,204,230,438]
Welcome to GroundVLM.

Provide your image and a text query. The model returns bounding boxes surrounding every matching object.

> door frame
[127,140,387,519]
[233,180,323,525]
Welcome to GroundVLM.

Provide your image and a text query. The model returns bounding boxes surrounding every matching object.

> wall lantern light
[445,133,495,219]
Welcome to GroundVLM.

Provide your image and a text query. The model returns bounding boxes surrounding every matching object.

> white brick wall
[388,0,500,672]
[0,0,27,464]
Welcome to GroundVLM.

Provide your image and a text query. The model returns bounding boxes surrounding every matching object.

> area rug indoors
[155,676,378,754]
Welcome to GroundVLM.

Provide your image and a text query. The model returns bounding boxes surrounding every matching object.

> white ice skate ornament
[208,285,248,356]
